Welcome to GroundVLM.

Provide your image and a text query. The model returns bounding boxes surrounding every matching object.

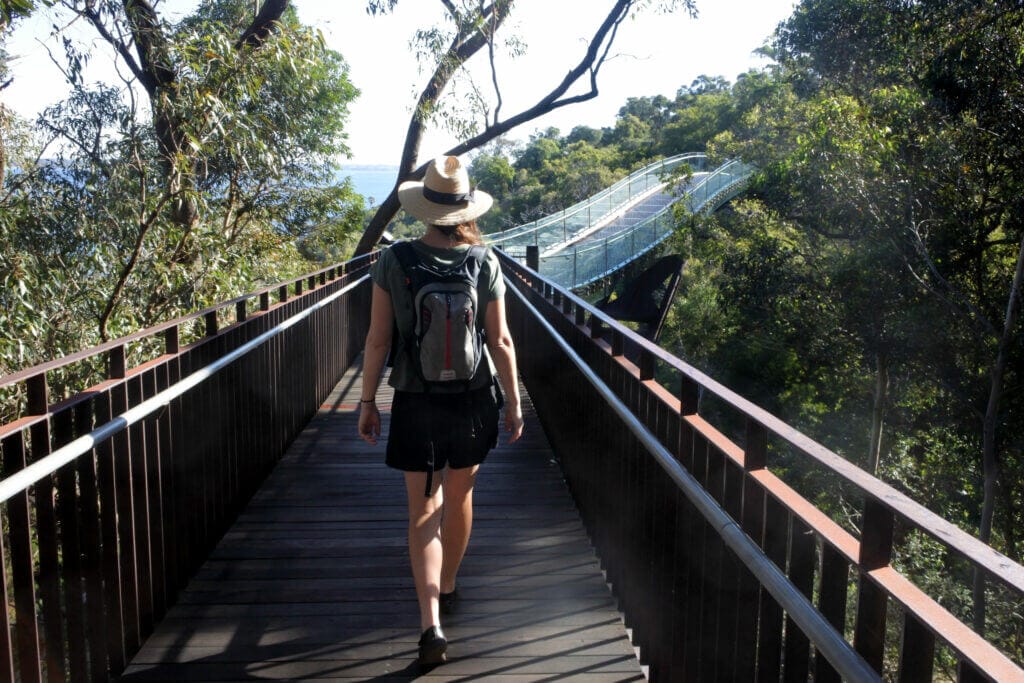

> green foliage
[0,0,52,27]
[0,0,365,402]
[656,0,1024,663]
[472,79,757,232]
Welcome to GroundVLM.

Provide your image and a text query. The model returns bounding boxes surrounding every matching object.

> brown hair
[432,220,483,246]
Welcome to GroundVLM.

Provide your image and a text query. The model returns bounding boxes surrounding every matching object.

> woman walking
[357,156,524,669]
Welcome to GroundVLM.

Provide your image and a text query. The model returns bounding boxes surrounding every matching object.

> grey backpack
[392,241,488,388]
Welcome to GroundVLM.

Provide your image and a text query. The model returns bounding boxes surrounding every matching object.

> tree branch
[236,0,289,49]
[354,0,644,255]
[484,0,502,124]
[98,188,174,340]
[78,4,150,89]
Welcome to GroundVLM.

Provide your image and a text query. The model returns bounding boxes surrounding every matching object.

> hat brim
[398,181,493,226]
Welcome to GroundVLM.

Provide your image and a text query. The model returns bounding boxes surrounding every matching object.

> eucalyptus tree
[763,0,1024,634]
[59,0,297,227]
[1,0,54,182]
[353,0,697,255]
[1,0,361,390]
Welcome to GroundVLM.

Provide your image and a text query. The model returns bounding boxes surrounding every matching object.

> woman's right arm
[484,294,523,443]
[358,283,393,445]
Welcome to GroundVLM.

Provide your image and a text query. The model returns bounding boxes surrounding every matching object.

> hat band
[423,186,475,205]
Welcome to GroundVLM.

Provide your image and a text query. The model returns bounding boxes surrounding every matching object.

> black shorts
[386,380,503,473]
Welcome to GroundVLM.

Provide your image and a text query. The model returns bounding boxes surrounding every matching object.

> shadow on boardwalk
[122,360,644,681]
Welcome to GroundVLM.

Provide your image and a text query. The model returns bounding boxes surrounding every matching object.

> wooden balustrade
[0,257,375,682]
[2,245,1022,682]
[499,250,1024,683]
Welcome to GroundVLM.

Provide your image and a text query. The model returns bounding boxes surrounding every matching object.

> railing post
[204,311,218,337]
[100,344,129,671]
[165,326,179,354]
[0,531,13,681]
[854,497,894,673]
[639,350,655,382]
[897,613,936,682]
[526,245,539,273]
[733,419,767,681]
[680,375,699,416]
[236,300,247,324]
[2,430,43,682]
[27,373,68,683]
[109,344,126,380]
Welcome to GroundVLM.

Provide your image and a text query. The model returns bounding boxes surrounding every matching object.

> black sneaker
[418,625,447,668]
[440,588,458,615]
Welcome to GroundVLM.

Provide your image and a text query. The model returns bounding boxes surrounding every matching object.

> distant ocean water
[339,165,399,205]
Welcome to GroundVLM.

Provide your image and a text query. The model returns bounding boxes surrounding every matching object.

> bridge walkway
[120,361,644,681]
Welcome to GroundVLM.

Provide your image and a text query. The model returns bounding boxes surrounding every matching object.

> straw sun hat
[397,156,493,226]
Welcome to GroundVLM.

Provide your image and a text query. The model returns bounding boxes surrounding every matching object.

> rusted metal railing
[500,252,1024,683]
[0,256,375,682]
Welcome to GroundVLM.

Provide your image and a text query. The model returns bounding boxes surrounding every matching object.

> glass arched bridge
[489,153,755,289]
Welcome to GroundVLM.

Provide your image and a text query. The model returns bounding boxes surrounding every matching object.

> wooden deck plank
[122,361,643,681]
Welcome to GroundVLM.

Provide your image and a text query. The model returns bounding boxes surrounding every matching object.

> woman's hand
[504,402,524,444]
[358,402,381,445]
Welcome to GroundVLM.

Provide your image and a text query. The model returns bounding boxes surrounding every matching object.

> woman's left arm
[358,283,394,445]
[484,295,524,443]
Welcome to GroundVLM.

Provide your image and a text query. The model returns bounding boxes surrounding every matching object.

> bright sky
[3,0,796,165]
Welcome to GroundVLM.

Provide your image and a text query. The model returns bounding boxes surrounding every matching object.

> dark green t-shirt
[371,239,505,393]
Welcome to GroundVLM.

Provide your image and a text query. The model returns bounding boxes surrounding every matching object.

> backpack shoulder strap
[465,245,488,268]
[390,240,420,282]
[386,241,420,368]
[456,244,488,282]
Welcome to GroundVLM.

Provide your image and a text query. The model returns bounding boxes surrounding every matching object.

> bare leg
[441,464,479,594]
[404,471,444,631]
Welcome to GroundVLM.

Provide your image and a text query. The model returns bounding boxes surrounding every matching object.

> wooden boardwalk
[122,362,644,681]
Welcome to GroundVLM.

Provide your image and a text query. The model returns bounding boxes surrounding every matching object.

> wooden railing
[0,256,375,682]
[3,245,1022,682]
[499,252,1024,683]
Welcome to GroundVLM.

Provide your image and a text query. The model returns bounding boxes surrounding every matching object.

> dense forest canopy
[2,0,1024,664]
[459,0,1024,658]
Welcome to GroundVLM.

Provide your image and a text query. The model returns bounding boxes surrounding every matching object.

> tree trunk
[119,0,291,228]
[236,0,289,47]
[867,349,889,475]
[972,232,1024,633]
